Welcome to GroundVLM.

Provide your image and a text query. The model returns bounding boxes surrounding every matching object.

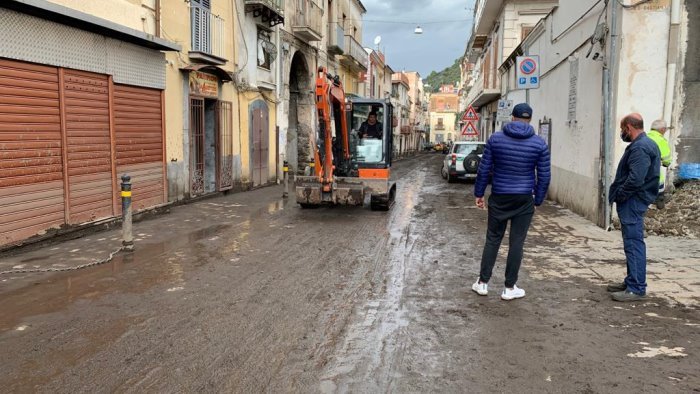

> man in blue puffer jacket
[471,103,551,301]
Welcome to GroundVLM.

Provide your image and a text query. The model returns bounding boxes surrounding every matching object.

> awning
[183,65,234,82]
[1,0,180,51]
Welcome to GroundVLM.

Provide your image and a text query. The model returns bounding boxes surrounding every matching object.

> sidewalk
[2,191,699,307]
[529,204,700,308]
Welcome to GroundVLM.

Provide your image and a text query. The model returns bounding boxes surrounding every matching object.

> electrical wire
[342,18,473,25]
[234,0,249,74]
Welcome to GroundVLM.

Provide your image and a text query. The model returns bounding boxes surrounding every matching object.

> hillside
[424,58,461,93]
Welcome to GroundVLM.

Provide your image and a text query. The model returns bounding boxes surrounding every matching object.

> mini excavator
[295,67,396,210]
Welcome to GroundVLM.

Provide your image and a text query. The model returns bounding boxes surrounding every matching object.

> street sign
[516,56,540,89]
[462,121,478,136]
[496,99,513,123]
[464,105,479,121]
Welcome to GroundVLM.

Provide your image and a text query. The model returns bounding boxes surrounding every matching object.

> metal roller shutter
[62,69,115,223]
[0,58,65,246]
[113,84,165,212]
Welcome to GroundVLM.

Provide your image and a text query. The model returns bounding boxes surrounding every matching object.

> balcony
[245,0,285,27]
[327,23,345,56]
[465,71,500,108]
[190,7,227,65]
[339,35,368,72]
[292,1,323,42]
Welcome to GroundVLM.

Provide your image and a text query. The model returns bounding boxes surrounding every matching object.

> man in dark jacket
[607,113,660,302]
[472,103,550,300]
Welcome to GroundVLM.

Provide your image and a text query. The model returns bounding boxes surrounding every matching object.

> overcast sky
[359,0,476,77]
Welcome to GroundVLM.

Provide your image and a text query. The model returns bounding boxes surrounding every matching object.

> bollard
[283,160,289,198]
[121,174,134,251]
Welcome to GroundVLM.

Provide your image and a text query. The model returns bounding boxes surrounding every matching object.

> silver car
[441,141,486,183]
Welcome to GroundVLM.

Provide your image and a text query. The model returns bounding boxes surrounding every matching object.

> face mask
[620,128,632,143]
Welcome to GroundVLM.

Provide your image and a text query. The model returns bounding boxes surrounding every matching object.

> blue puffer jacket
[474,121,551,206]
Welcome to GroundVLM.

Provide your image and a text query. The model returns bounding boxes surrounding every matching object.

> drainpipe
[602,0,618,230]
[276,24,283,183]
[663,0,681,124]
[155,0,161,37]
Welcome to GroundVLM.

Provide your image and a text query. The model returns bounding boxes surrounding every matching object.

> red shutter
[113,84,165,212]
[0,58,65,246]
[62,69,114,223]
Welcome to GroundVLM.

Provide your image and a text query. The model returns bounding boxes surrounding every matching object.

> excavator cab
[346,99,396,210]
[295,68,396,210]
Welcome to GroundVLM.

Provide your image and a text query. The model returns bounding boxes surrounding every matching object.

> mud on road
[1,154,699,393]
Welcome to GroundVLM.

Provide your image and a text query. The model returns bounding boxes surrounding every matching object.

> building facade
[0,0,178,247]
[464,0,556,139]
[391,72,411,156]
[465,0,698,227]
[429,92,459,143]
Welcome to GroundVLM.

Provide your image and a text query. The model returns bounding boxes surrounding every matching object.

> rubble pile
[645,180,700,238]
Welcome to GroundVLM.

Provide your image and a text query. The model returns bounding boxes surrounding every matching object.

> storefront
[185,67,234,197]
[0,3,178,247]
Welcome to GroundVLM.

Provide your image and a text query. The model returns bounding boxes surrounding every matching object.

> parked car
[441,141,486,183]
[433,143,444,152]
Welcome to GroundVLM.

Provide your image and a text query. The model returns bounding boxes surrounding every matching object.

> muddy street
[1,154,699,393]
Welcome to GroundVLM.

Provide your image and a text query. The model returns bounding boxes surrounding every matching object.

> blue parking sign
[519,77,527,85]
[530,77,538,84]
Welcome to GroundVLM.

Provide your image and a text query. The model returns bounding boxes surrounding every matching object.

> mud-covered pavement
[1,154,699,393]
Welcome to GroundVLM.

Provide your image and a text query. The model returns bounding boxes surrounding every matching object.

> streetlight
[414,25,423,34]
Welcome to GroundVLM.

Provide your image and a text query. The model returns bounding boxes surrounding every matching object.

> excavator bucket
[295,176,365,206]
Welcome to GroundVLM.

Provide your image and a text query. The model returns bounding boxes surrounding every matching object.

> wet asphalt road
[1,154,699,393]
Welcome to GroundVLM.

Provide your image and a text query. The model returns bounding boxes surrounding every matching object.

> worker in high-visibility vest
[648,119,672,209]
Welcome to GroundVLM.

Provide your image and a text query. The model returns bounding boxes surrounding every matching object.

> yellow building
[429,92,460,143]
[331,0,368,95]
[162,0,282,200]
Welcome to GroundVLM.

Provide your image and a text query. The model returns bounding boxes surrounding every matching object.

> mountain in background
[424,58,461,93]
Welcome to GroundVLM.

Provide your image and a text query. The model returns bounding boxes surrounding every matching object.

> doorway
[250,100,269,186]
[190,97,233,196]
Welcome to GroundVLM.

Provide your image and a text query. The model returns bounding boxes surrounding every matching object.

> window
[454,143,485,155]
[191,0,212,54]
[257,29,276,70]
[351,103,386,164]
[522,25,534,40]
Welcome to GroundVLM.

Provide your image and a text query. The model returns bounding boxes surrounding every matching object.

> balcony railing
[292,1,323,41]
[327,22,345,55]
[245,0,285,26]
[343,34,368,71]
[190,7,226,63]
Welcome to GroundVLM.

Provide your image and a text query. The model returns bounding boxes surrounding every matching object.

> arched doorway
[288,51,311,174]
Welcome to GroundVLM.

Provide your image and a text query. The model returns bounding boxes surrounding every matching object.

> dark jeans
[479,194,535,288]
[616,197,649,295]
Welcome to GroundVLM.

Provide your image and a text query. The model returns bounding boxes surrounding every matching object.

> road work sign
[462,121,478,136]
[516,56,540,89]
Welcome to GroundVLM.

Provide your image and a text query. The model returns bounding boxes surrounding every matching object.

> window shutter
[192,6,202,51]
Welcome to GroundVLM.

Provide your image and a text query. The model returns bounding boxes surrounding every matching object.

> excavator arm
[314,67,349,192]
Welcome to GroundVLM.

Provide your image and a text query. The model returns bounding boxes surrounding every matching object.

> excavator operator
[358,111,383,139]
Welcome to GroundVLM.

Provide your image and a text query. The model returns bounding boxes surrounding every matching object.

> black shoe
[611,290,646,302]
[606,282,626,292]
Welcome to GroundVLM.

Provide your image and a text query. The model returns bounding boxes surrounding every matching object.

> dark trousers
[616,197,648,295]
[479,194,535,288]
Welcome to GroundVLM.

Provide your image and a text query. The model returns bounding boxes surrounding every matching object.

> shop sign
[189,71,218,98]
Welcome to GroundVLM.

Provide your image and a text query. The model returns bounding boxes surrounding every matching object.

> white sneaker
[472,280,488,296]
[501,285,525,300]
